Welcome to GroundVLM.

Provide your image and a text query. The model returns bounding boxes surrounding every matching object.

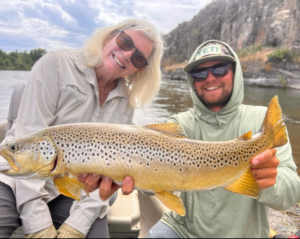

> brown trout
[0,96,288,216]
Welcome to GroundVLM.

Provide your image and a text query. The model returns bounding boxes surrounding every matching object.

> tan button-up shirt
[0,49,134,235]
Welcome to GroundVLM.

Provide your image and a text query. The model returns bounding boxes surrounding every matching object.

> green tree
[0,58,5,70]
[0,49,6,58]
[29,48,47,64]
[0,48,47,71]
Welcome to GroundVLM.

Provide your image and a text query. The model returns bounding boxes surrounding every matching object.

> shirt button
[23,122,27,126]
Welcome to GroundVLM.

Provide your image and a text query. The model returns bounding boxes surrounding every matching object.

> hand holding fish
[251,148,279,189]
[77,174,134,201]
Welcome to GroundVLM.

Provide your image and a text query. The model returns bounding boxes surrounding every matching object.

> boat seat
[0,121,6,143]
[2,84,140,238]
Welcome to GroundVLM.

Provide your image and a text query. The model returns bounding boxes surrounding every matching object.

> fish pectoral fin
[237,131,252,141]
[54,176,88,201]
[223,168,259,198]
[155,191,186,216]
[144,123,187,139]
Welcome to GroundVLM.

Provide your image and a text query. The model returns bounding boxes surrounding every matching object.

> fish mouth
[0,151,19,172]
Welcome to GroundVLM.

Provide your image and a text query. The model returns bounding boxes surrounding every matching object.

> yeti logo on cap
[195,45,222,60]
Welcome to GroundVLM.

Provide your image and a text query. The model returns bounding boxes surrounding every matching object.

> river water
[0,70,299,174]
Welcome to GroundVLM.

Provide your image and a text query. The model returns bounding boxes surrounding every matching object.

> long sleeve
[0,156,16,192]
[65,190,118,235]
[9,52,61,234]
[0,129,17,191]
[258,135,300,210]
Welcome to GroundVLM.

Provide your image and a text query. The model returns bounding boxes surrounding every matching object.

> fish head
[0,136,58,179]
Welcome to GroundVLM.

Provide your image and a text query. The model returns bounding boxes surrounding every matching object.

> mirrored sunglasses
[191,63,232,82]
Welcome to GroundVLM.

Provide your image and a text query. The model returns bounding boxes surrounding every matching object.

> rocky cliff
[163,0,300,89]
[164,0,300,63]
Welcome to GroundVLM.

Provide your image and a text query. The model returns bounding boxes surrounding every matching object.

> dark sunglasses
[116,31,148,69]
[191,63,232,82]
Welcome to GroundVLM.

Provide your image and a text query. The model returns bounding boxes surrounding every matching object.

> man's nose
[206,70,216,81]
[123,49,135,61]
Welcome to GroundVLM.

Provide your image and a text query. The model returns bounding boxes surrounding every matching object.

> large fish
[0,96,287,216]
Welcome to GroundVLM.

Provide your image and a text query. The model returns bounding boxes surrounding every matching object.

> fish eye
[10,143,19,152]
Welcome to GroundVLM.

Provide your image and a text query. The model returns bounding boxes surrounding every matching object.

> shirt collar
[75,52,95,77]
[106,78,129,101]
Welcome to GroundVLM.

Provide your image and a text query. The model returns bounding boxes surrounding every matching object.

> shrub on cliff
[267,49,298,62]
[237,44,263,58]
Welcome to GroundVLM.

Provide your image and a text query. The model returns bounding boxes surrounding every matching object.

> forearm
[16,179,56,234]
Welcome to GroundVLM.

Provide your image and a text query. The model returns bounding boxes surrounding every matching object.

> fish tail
[262,96,288,148]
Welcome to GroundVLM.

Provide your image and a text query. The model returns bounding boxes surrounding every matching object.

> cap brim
[184,55,236,73]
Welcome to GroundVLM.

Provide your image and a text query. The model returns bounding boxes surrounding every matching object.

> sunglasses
[191,63,232,82]
[116,31,148,69]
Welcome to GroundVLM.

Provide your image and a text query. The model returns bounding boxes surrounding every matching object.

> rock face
[164,0,300,63]
[243,61,300,89]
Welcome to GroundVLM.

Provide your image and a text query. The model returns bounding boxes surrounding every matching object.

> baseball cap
[184,41,236,73]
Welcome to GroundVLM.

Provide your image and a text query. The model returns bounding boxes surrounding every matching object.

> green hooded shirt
[160,40,300,238]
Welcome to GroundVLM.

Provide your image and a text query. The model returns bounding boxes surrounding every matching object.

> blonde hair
[84,18,164,108]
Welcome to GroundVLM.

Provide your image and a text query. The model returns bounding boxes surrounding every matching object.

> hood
[185,40,244,127]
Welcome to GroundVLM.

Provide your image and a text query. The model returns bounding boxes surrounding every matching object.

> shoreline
[163,60,300,90]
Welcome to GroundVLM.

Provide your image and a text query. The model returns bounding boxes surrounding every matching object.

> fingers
[122,176,134,195]
[77,174,134,200]
[255,177,277,189]
[78,174,101,192]
[77,173,88,183]
[251,169,277,189]
[99,177,121,201]
[251,149,279,189]
[251,148,278,168]
[99,176,134,201]
[251,167,278,180]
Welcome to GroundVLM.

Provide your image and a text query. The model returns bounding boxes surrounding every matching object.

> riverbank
[163,61,300,89]
[163,47,300,89]
[269,203,300,237]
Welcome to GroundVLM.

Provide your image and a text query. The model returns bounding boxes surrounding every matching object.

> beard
[197,84,233,110]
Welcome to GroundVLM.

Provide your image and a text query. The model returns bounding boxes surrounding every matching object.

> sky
[0,0,213,52]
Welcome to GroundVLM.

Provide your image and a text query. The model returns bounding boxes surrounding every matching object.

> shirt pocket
[56,85,89,120]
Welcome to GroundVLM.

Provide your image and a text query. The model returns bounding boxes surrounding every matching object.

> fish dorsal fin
[155,191,186,216]
[54,176,89,201]
[223,168,259,198]
[144,123,187,138]
[237,131,252,141]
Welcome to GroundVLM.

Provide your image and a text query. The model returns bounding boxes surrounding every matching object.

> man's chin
[200,95,231,110]
[204,101,224,109]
